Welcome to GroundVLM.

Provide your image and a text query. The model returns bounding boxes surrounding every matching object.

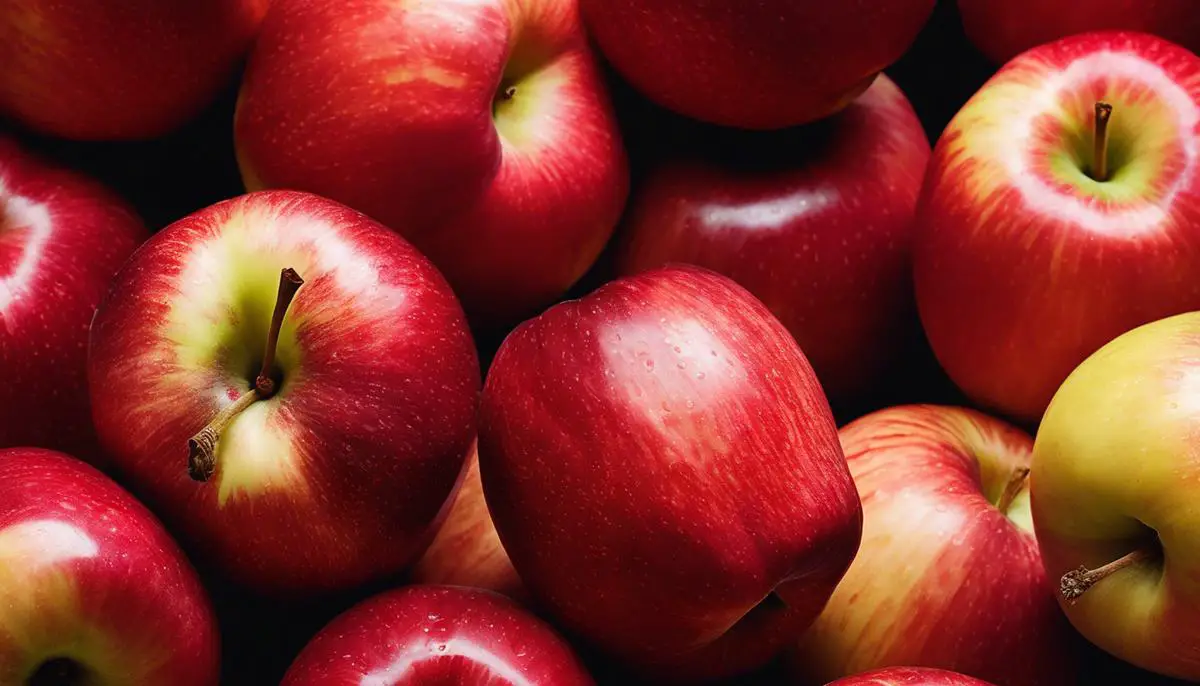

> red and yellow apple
[826,666,995,686]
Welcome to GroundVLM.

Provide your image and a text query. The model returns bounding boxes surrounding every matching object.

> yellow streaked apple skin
[1032,311,1200,680]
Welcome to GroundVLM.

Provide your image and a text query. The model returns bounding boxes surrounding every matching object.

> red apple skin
[478,265,863,683]
[826,666,996,685]
[0,137,148,464]
[0,0,268,140]
[0,447,218,685]
[235,0,629,327]
[913,31,1200,425]
[87,190,481,595]
[790,406,1077,686]
[282,585,594,685]
[958,0,1200,65]
[579,0,934,130]
[615,74,931,405]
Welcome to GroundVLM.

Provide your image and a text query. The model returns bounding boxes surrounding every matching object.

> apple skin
[957,0,1200,65]
[0,0,268,140]
[579,0,934,130]
[1032,311,1200,680]
[87,190,481,595]
[913,31,1200,426]
[234,0,629,327]
[478,265,863,683]
[410,442,525,603]
[0,136,148,463]
[790,405,1077,686]
[615,74,931,405]
[825,666,996,685]
[281,585,594,685]
[0,447,218,685]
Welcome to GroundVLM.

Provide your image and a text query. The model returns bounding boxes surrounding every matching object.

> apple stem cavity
[1091,102,1113,182]
[1060,545,1157,602]
[186,267,305,482]
[500,85,517,101]
[996,466,1031,514]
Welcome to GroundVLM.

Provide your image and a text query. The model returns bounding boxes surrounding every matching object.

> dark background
[2,1,1184,684]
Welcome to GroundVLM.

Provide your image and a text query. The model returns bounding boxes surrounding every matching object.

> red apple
[410,442,524,602]
[282,585,593,685]
[579,0,935,130]
[0,136,147,463]
[615,74,931,405]
[478,265,863,683]
[87,190,480,594]
[913,31,1200,425]
[234,0,629,327]
[826,666,996,685]
[0,0,268,140]
[0,447,218,685]
[958,0,1200,65]
[789,405,1077,686]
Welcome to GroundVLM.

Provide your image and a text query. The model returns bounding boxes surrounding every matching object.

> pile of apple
[3,1,1200,685]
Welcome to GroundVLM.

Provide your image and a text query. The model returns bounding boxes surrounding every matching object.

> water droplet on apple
[696,372,706,380]
[673,346,681,353]
[644,359,655,371]
[437,644,446,652]
[677,361,687,369]
[685,400,695,409]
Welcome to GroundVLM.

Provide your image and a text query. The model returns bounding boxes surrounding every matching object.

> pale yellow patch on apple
[215,400,308,507]
[492,59,572,151]
[385,64,468,89]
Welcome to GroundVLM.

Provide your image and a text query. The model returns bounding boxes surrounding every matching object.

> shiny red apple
[88,190,480,594]
[826,666,996,685]
[0,0,268,140]
[580,0,935,129]
[281,585,594,685]
[615,74,930,405]
[478,265,863,683]
[0,447,218,685]
[0,137,147,462]
[235,0,629,327]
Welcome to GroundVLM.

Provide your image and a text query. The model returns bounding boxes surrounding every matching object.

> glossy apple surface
[1032,312,1200,680]
[0,447,218,685]
[0,137,147,462]
[478,265,863,683]
[235,0,629,327]
[580,0,934,129]
[282,585,593,685]
[0,0,268,140]
[616,74,930,405]
[791,405,1077,686]
[826,666,996,685]
[88,190,480,594]
[914,31,1200,425]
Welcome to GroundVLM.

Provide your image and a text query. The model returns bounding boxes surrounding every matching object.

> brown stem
[1060,546,1157,602]
[500,85,517,101]
[187,267,304,482]
[1092,102,1112,182]
[996,466,1031,514]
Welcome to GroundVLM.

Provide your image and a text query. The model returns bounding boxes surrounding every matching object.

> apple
[826,666,996,685]
[281,585,594,685]
[790,405,1077,686]
[477,265,863,682]
[0,136,147,463]
[0,447,218,685]
[1031,311,1200,681]
[234,0,629,327]
[87,190,481,595]
[579,0,935,130]
[0,0,268,140]
[410,442,524,602]
[615,74,931,406]
[913,31,1200,426]
[957,0,1200,65]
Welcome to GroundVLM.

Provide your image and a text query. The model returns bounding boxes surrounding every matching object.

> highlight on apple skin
[914,30,1200,426]
[281,585,594,685]
[1032,311,1200,681]
[234,0,630,328]
[790,405,1077,686]
[0,447,219,686]
[615,73,931,406]
[825,665,997,685]
[87,190,481,595]
[0,136,149,464]
[477,265,863,683]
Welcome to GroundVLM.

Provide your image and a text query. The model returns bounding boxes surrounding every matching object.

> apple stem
[1092,102,1112,182]
[501,85,517,101]
[996,466,1031,514]
[186,267,304,483]
[1060,545,1157,602]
